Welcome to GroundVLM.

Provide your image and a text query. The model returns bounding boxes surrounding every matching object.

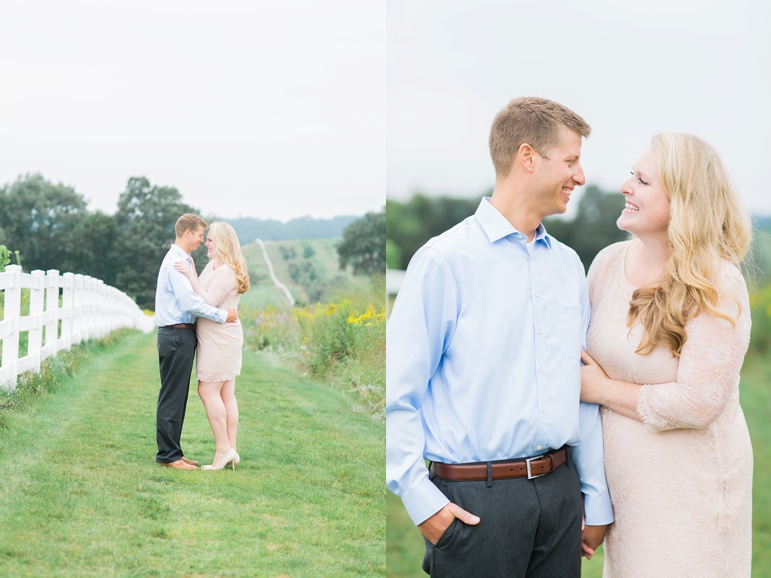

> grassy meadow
[0,236,386,576]
[0,330,384,577]
[239,238,385,422]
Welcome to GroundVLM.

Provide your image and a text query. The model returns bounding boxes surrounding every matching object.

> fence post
[44,270,59,361]
[1,265,22,391]
[61,273,74,352]
[28,270,45,374]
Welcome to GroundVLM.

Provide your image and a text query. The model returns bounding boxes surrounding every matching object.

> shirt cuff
[583,490,614,526]
[400,474,450,526]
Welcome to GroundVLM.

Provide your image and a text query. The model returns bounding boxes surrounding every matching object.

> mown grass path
[0,331,385,577]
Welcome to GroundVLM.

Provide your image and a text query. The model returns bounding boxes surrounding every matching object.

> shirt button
[539,367,545,374]
[535,292,540,298]
[537,328,542,335]
[536,445,543,451]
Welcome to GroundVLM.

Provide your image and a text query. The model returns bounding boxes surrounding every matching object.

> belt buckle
[526,454,545,480]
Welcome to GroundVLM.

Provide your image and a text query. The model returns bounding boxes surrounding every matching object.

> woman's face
[617,146,671,239]
[205,232,217,260]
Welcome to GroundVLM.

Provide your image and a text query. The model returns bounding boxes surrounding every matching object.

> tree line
[1,174,385,310]
[386,185,629,272]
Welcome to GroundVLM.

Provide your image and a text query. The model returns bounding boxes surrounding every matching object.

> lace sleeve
[637,267,751,431]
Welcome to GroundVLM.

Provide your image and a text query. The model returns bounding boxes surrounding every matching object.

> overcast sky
[388,0,771,217]
[0,1,385,222]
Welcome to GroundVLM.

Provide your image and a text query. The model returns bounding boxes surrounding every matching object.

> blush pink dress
[193,261,243,382]
[587,241,752,578]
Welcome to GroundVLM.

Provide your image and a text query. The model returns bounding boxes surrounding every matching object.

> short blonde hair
[489,97,591,177]
[628,133,752,356]
[175,214,208,238]
[208,222,251,294]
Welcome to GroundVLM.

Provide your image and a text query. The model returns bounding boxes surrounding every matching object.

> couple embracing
[154,214,250,471]
[387,98,753,576]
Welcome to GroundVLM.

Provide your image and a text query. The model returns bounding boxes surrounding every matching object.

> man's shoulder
[545,234,583,265]
[421,216,483,255]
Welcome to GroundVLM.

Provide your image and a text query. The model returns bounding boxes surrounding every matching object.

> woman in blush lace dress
[579,133,752,577]
[175,222,250,471]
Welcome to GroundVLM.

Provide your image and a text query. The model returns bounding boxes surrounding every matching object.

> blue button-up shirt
[386,198,613,526]
[155,244,227,326]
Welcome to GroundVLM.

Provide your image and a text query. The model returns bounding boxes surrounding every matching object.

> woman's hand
[173,260,196,280]
[580,350,611,405]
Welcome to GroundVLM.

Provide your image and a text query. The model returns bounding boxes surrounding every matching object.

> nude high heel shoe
[201,449,238,470]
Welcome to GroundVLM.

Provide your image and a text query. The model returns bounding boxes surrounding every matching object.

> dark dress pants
[156,327,197,463]
[422,455,582,578]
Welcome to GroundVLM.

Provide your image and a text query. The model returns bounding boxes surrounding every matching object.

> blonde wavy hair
[208,222,250,294]
[628,133,751,357]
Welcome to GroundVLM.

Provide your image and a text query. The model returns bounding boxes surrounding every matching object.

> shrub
[242,276,386,419]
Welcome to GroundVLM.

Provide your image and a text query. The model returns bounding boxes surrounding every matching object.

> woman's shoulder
[212,263,236,277]
[716,260,749,300]
[588,240,630,277]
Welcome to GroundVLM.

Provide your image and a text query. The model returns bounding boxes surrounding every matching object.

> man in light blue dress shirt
[386,98,613,576]
[155,214,238,470]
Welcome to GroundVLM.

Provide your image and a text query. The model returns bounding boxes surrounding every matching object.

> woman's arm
[580,351,641,421]
[581,270,751,430]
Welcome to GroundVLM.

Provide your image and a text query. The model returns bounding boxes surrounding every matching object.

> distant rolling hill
[240,238,354,310]
[228,215,358,245]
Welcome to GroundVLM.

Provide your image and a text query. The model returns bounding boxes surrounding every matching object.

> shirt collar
[169,244,191,260]
[475,197,553,249]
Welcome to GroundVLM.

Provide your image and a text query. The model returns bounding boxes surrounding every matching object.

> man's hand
[418,502,480,546]
[581,524,608,560]
[226,308,238,323]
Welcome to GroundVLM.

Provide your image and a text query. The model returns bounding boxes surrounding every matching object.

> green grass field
[386,350,771,577]
[0,330,384,577]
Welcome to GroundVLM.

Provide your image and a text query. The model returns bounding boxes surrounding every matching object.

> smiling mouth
[625,202,639,212]
[562,187,573,197]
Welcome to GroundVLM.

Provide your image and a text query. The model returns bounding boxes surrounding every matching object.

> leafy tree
[70,211,122,285]
[386,194,481,270]
[0,245,10,272]
[386,238,401,270]
[0,174,89,273]
[387,185,627,271]
[113,177,198,309]
[337,209,386,276]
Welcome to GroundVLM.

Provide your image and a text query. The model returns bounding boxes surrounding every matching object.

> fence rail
[0,264,154,391]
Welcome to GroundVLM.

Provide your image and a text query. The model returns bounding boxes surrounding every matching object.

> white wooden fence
[0,264,155,391]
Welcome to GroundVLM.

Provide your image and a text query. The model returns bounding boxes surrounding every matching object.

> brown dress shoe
[160,459,197,470]
[181,457,199,467]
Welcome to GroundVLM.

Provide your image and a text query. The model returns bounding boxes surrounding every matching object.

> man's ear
[518,143,536,174]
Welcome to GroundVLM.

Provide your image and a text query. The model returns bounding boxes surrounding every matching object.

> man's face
[184,227,205,253]
[531,126,586,219]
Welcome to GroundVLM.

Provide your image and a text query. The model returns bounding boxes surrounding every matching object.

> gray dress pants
[156,327,197,463]
[422,454,582,578]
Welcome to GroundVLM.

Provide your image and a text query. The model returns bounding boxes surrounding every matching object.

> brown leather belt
[430,447,567,481]
[160,323,196,331]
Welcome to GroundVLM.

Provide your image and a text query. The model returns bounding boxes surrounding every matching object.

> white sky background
[388,0,771,217]
[0,1,385,222]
